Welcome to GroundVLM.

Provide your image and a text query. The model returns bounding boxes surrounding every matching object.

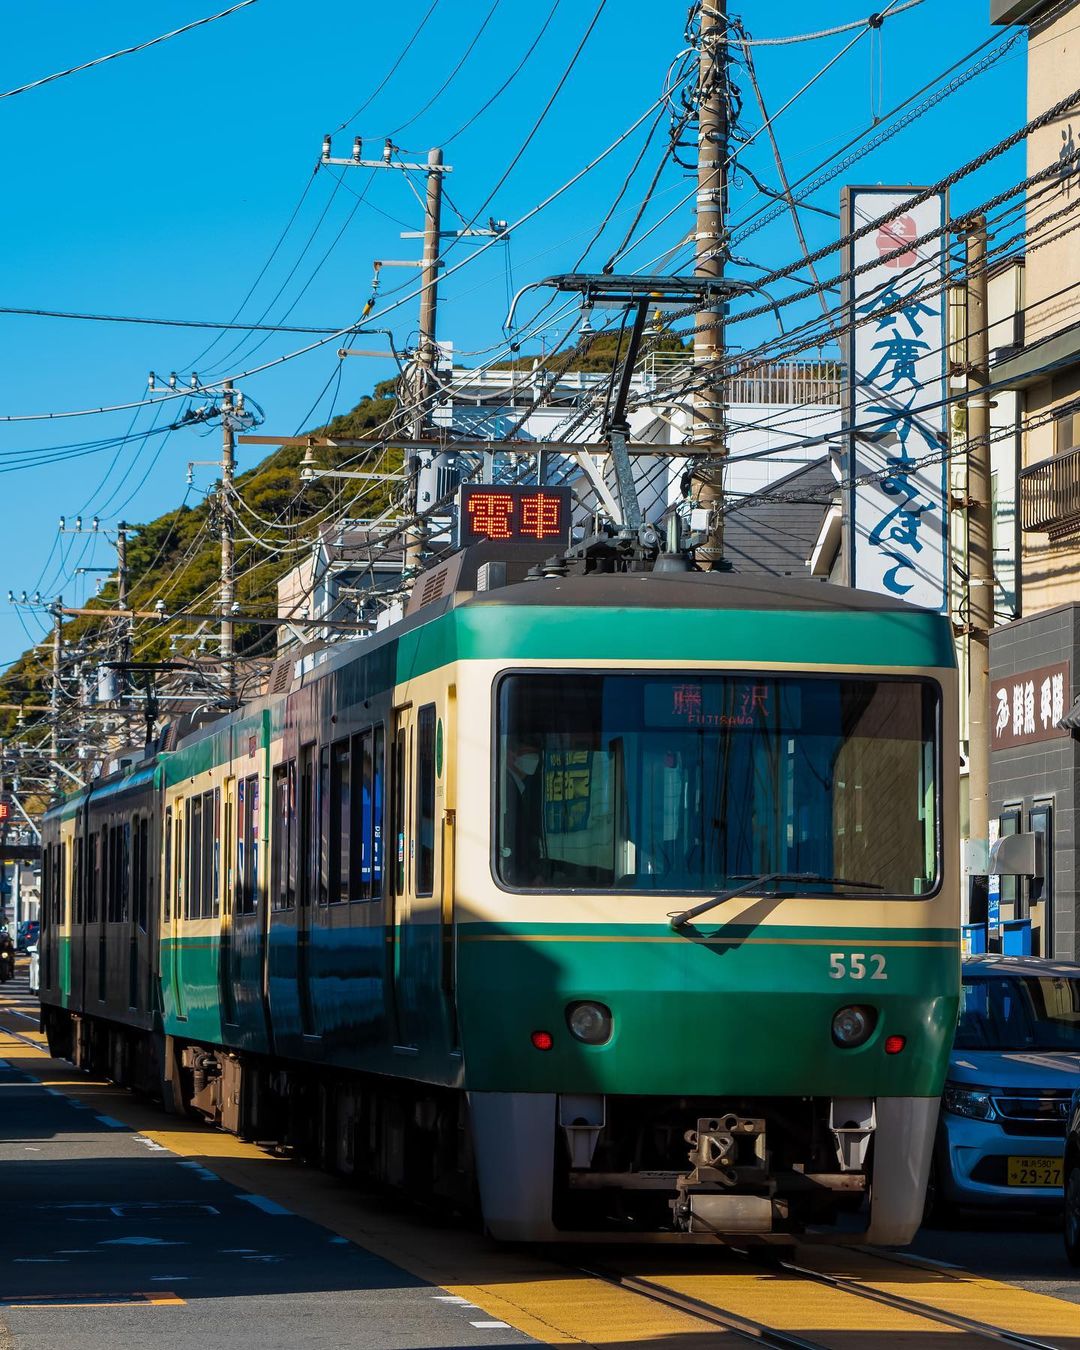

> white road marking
[470,1322,511,1329]
[237,1194,291,1216]
[98,1237,185,1247]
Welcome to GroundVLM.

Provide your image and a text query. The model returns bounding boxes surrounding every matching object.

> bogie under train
[40,568,959,1243]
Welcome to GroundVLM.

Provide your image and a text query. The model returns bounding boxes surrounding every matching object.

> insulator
[322,133,331,160]
[352,136,362,161]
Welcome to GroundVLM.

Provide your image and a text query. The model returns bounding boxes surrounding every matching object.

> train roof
[460,570,933,614]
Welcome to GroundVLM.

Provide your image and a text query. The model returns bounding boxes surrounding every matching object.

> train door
[58,829,72,1002]
[172,800,187,1019]
[97,823,108,1004]
[221,777,237,1026]
[128,815,139,1010]
[297,743,317,1036]
[390,703,445,1048]
[72,823,86,1011]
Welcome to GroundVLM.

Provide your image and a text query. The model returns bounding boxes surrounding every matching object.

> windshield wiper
[668,872,884,930]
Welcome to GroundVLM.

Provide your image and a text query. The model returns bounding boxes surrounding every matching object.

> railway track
[2,980,1076,1349]
[581,1248,1076,1350]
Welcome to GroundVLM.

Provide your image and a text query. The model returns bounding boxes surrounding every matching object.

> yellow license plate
[1006,1157,1063,1187]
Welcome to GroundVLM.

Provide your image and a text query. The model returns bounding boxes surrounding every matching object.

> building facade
[986,0,1080,957]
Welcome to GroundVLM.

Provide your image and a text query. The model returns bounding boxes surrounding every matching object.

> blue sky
[0,0,1027,665]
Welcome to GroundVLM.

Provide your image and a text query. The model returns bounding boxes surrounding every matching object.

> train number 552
[828,952,887,980]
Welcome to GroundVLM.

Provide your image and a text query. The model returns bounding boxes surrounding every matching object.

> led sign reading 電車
[457,485,572,549]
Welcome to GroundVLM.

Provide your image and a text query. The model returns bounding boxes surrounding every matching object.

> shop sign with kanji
[842,186,949,614]
[990,660,1070,750]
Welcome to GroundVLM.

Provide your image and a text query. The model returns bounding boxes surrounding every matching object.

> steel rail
[765,1254,1066,1350]
[578,1264,831,1350]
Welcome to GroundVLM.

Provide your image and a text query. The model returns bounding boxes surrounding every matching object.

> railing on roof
[641,352,841,405]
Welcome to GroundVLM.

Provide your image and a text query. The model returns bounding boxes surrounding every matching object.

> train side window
[272,763,294,911]
[74,837,84,926]
[353,731,371,899]
[105,827,116,923]
[175,807,183,920]
[299,745,316,908]
[331,740,350,903]
[373,726,384,897]
[132,818,141,928]
[163,809,172,923]
[121,821,131,923]
[392,727,407,896]
[188,796,203,920]
[201,789,216,920]
[319,746,331,906]
[102,830,110,923]
[86,833,97,926]
[416,704,436,897]
[138,816,149,932]
[240,773,259,914]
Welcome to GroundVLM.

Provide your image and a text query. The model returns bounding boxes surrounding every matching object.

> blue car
[929,956,1080,1218]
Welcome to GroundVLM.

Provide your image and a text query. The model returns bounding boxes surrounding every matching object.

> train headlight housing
[831,1005,876,1048]
[566,1001,613,1045]
[942,1083,997,1121]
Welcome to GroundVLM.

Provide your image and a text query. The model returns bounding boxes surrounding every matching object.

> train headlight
[566,1001,613,1045]
[942,1083,996,1121]
[831,1005,876,1048]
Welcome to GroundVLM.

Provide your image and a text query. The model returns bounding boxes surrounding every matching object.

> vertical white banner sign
[842,187,949,612]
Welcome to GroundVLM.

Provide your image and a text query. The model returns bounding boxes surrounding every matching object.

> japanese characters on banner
[842,187,949,613]
[990,660,1071,751]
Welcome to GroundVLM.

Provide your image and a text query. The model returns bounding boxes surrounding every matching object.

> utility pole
[963,215,993,858]
[219,381,236,705]
[50,597,62,798]
[690,0,729,567]
[116,521,131,704]
[320,137,455,576]
[406,146,446,574]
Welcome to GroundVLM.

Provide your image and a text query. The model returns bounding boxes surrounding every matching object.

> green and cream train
[39,568,959,1243]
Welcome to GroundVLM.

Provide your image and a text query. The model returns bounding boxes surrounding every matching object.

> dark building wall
[990,604,1080,958]
[990,0,1064,23]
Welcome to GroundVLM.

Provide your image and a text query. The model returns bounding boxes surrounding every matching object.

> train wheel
[1065,1163,1080,1268]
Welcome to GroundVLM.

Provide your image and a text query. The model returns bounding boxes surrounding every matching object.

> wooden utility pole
[116,521,131,702]
[319,138,452,576]
[405,147,445,574]
[964,216,993,852]
[219,381,236,704]
[691,0,729,567]
[50,597,62,797]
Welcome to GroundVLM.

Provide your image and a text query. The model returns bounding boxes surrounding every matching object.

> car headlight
[942,1083,997,1121]
[566,1001,613,1045]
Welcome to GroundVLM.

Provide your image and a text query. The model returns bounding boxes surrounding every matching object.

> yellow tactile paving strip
[3,998,1080,1348]
[793,1246,1080,1343]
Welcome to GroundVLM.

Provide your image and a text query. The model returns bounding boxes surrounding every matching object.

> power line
[0,304,343,333]
[718,0,925,46]
[332,0,442,134]
[0,0,261,103]
[443,0,564,146]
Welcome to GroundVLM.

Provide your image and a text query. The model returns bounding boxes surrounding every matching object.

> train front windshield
[496,672,939,896]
